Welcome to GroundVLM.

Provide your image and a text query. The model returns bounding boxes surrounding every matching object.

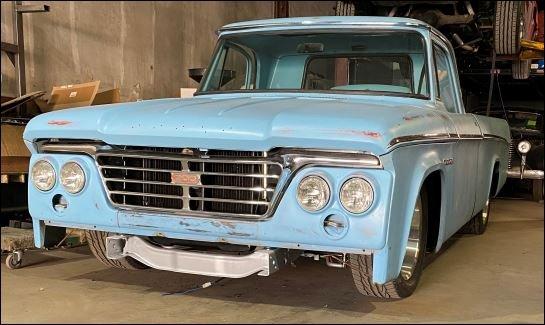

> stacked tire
[494,1,537,80]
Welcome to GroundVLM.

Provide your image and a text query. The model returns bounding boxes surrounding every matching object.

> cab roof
[219,16,434,34]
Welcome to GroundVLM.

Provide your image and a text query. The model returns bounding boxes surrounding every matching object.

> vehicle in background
[476,108,544,201]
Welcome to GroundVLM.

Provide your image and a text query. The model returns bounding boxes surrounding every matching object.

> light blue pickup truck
[24,17,510,299]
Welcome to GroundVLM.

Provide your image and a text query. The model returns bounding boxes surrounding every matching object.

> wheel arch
[372,157,447,284]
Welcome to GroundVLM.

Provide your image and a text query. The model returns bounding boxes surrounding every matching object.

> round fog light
[340,177,374,214]
[297,175,330,212]
[60,162,86,194]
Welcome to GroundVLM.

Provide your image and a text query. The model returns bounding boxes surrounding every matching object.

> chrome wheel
[400,195,423,281]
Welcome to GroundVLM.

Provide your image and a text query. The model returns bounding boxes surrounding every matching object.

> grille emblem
[171,171,201,186]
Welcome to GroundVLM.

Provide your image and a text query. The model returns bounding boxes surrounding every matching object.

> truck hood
[24,92,449,155]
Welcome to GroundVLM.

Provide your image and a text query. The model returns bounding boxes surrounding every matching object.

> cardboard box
[1,124,30,174]
[47,80,100,110]
[36,81,120,113]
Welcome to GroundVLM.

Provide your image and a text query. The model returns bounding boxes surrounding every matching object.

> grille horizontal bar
[99,165,280,178]
[96,147,283,218]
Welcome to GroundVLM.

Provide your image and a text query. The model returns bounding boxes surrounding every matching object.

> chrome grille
[96,147,283,218]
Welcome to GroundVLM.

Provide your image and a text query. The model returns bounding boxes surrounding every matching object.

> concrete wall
[1,1,335,101]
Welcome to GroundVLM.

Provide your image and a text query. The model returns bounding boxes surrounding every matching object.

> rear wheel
[85,230,148,270]
[350,188,428,299]
[459,199,491,235]
[532,179,543,202]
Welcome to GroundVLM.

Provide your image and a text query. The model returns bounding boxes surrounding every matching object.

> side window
[433,45,457,113]
[209,46,251,91]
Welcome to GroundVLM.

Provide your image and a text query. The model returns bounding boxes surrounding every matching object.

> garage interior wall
[1,1,335,101]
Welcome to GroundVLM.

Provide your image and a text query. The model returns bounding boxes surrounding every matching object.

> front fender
[372,144,448,284]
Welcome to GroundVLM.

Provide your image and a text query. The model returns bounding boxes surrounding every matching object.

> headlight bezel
[517,140,531,154]
[339,176,375,214]
[31,159,57,192]
[60,161,86,194]
[296,174,331,212]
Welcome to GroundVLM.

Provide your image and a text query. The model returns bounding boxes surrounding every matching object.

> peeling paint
[47,120,72,126]
[187,228,208,233]
[130,224,158,229]
[154,232,165,237]
[219,221,236,229]
[403,114,424,121]
[344,130,382,138]
[227,232,251,237]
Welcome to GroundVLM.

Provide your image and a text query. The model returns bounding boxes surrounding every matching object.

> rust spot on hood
[348,130,381,138]
[48,120,72,126]
[403,114,424,121]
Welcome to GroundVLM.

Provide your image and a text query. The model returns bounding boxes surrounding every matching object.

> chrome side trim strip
[388,133,457,148]
[388,133,510,151]
[483,134,510,143]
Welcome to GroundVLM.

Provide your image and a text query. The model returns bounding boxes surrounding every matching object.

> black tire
[335,1,355,16]
[512,60,531,79]
[85,230,148,270]
[459,199,491,235]
[532,179,543,202]
[350,188,428,299]
[494,1,524,55]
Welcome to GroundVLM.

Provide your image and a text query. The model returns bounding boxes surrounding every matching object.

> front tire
[350,188,428,299]
[85,230,148,270]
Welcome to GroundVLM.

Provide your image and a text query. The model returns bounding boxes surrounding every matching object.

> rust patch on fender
[47,120,72,126]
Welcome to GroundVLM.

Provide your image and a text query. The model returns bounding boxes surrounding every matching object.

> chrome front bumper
[507,167,544,180]
[106,235,298,278]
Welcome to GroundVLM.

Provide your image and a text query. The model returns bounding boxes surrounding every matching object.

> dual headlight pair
[31,160,86,194]
[296,175,374,214]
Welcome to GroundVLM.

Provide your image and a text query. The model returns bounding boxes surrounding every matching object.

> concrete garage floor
[1,199,543,324]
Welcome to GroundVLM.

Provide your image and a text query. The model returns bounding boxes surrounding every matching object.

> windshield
[198,31,430,98]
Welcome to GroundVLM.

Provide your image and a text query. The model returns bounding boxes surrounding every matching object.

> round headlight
[60,162,85,194]
[340,177,374,214]
[517,140,531,154]
[31,160,56,191]
[297,175,330,212]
